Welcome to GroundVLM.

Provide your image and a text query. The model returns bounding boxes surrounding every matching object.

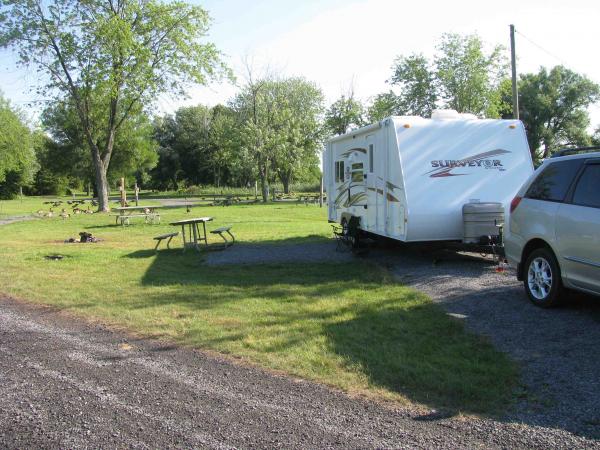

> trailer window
[351,163,364,182]
[369,144,374,173]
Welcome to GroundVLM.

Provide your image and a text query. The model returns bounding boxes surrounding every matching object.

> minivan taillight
[510,196,522,213]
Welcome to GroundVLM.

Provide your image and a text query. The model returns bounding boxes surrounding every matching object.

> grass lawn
[0,197,517,414]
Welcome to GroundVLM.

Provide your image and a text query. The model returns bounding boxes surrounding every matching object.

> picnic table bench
[210,226,235,248]
[153,231,179,250]
[112,206,161,226]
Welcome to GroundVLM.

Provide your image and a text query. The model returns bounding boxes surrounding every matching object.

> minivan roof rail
[551,146,600,158]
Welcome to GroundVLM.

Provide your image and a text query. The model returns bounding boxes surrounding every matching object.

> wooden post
[510,24,519,120]
[134,182,139,206]
[119,177,127,207]
[319,175,324,208]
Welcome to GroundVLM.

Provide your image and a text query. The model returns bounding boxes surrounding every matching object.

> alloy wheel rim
[527,257,553,300]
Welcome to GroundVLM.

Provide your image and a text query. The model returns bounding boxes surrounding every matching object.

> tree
[324,93,365,136]
[208,105,242,187]
[41,100,158,192]
[151,115,184,191]
[0,0,227,210]
[0,94,36,198]
[367,91,400,122]
[387,54,437,117]
[231,74,324,200]
[435,33,507,117]
[518,66,600,160]
[271,78,324,193]
[381,33,508,119]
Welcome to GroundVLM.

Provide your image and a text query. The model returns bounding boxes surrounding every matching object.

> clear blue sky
[1,0,599,127]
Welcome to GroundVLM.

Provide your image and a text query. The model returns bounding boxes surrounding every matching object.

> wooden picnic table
[169,217,213,251]
[112,205,162,225]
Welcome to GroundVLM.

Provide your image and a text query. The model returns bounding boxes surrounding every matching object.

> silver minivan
[505,149,600,307]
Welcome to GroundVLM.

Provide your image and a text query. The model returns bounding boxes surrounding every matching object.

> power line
[514,29,599,83]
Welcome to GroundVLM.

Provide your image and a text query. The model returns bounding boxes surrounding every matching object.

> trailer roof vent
[431,109,459,120]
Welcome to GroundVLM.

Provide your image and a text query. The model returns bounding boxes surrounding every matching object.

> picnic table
[169,217,213,251]
[112,205,161,225]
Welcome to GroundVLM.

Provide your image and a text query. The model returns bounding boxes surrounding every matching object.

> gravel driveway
[1,297,597,449]
[371,245,600,440]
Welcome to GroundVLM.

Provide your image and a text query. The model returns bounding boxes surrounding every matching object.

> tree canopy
[0,0,227,210]
[324,93,365,136]
[373,33,509,119]
[0,94,37,198]
[518,65,600,160]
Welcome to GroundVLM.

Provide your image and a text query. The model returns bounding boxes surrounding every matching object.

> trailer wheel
[341,217,359,249]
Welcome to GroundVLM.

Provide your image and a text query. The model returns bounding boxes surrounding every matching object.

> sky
[1,0,600,126]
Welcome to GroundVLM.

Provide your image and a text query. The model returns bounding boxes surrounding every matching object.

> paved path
[0,215,34,226]
[1,297,597,449]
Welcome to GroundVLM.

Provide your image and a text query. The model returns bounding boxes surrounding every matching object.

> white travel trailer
[324,110,534,244]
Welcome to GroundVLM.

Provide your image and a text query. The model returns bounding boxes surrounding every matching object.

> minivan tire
[523,247,564,308]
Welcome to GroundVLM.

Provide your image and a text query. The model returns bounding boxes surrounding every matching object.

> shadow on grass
[325,302,516,415]
[118,245,517,416]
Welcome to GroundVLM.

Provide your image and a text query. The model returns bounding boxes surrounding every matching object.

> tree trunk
[260,167,269,203]
[92,152,110,212]
[281,174,290,194]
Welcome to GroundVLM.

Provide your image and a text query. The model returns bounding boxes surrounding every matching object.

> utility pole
[510,24,519,120]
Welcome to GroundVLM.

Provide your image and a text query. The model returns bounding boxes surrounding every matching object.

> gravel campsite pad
[371,246,600,439]
[205,240,354,265]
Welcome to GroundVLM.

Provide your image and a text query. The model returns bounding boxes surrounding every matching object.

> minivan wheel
[524,248,563,307]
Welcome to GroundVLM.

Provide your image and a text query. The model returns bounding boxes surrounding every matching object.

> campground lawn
[0,197,517,414]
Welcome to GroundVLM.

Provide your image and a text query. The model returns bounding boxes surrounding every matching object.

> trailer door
[365,135,380,232]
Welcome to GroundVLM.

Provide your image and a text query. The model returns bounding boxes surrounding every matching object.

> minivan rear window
[525,159,583,203]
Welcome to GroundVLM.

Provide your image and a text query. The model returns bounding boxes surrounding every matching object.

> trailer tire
[340,217,360,249]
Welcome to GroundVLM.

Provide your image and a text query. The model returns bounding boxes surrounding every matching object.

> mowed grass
[0,197,518,414]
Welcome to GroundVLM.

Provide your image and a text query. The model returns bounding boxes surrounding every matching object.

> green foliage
[232,76,324,199]
[388,54,437,117]
[40,100,158,190]
[378,33,508,119]
[367,91,400,122]
[0,94,37,198]
[0,0,228,210]
[324,94,365,136]
[435,33,508,117]
[151,104,255,191]
[518,66,600,160]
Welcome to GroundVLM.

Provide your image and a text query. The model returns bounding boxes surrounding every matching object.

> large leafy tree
[387,54,437,117]
[367,91,400,122]
[41,100,158,192]
[271,78,324,193]
[518,66,600,160]
[435,33,507,117]
[0,94,36,198]
[324,93,365,136]
[378,33,508,119]
[0,0,226,210]
[232,76,324,200]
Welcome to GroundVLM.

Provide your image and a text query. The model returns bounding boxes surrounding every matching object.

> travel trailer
[324,110,534,245]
